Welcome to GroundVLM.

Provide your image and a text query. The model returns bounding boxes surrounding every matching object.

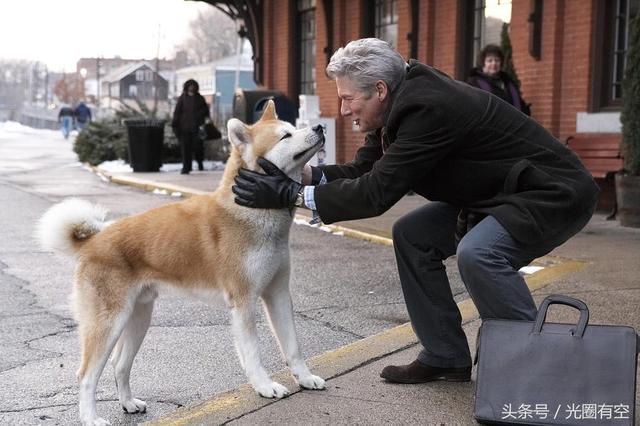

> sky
[0,0,511,73]
[485,0,512,23]
[0,0,212,72]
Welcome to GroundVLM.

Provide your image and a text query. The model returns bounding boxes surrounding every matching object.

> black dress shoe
[180,170,190,175]
[380,360,471,383]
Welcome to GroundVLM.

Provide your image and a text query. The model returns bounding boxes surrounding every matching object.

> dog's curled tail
[36,198,108,257]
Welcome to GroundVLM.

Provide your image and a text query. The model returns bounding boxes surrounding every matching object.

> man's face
[336,76,387,133]
[187,85,196,96]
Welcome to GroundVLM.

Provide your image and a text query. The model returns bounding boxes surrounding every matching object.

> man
[172,79,210,174]
[233,38,598,383]
[57,105,75,139]
[74,102,92,131]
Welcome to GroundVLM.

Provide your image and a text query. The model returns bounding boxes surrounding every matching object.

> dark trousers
[392,201,594,368]
[180,131,204,172]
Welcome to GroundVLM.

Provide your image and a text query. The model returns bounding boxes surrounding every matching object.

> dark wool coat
[315,60,599,245]
[172,81,209,134]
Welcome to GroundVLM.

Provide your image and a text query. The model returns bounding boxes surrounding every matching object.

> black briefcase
[474,294,638,425]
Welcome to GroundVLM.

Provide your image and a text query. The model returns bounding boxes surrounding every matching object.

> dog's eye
[280,133,292,141]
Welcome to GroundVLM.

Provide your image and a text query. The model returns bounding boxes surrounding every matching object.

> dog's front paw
[254,381,290,398]
[121,398,147,414]
[81,417,111,426]
[297,374,326,390]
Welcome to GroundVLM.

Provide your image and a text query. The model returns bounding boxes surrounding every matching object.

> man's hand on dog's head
[233,157,303,209]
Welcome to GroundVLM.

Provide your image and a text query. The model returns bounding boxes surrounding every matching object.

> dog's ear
[259,100,277,121]
[227,118,250,149]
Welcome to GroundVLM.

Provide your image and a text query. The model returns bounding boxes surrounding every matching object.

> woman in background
[172,79,210,174]
[468,44,530,116]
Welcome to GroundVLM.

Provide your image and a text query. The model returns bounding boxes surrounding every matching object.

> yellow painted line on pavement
[294,214,394,246]
[145,255,588,426]
[91,165,207,197]
[109,174,208,197]
[524,256,587,292]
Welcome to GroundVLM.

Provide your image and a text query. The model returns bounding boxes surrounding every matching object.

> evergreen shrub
[73,120,128,165]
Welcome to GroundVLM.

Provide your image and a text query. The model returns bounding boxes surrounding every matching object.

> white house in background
[100,62,169,115]
[174,50,256,127]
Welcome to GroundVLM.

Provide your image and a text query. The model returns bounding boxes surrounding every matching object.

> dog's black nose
[312,124,324,134]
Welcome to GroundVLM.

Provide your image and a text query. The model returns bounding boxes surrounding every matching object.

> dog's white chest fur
[243,212,292,289]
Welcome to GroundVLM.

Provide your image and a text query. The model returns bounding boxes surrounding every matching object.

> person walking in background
[468,44,530,116]
[171,79,210,174]
[57,105,75,139]
[74,102,92,131]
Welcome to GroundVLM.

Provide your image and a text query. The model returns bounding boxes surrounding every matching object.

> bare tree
[0,60,32,108]
[175,8,238,65]
[53,73,84,104]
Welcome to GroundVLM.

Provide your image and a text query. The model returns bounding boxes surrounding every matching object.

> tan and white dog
[36,101,326,426]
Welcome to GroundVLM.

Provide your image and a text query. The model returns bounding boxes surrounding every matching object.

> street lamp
[79,68,88,103]
[40,67,48,107]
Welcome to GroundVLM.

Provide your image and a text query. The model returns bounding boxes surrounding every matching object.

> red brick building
[207,0,637,203]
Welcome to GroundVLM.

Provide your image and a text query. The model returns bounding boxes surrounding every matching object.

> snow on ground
[0,120,66,140]
[99,159,226,173]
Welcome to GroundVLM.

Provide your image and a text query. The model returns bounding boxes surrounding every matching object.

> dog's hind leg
[77,304,133,426]
[261,268,326,391]
[111,288,156,414]
[230,300,290,398]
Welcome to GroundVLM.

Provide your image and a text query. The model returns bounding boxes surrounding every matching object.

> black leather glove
[232,157,303,209]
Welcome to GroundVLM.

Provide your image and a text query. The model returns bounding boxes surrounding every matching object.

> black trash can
[124,119,165,172]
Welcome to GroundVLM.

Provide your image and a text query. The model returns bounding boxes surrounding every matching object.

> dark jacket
[467,68,530,115]
[171,79,210,134]
[58,107,75,120]
[315,60,598,245]
[74,103,92,123]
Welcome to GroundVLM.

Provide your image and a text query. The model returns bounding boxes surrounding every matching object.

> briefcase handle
[532,294,589,338]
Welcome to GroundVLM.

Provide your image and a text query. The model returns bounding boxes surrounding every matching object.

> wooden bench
[565,134,623,178]
[565,134,623,218]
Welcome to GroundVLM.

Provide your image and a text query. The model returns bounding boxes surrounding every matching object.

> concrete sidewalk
[94,167,640,425]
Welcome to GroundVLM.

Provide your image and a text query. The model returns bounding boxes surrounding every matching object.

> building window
[298,0,316,95]
[135,70,144,82]
[460,0,512,79]
[595,0,639,109]
[375,0,398,48]
[471,0,485,65]
[145,70,153,81]
[128,84,137,98]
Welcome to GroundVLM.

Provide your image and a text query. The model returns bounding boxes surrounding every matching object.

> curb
[90,165,207,197]
[144,256,587,426]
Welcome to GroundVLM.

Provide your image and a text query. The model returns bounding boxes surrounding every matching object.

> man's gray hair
[326,38,407,96]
